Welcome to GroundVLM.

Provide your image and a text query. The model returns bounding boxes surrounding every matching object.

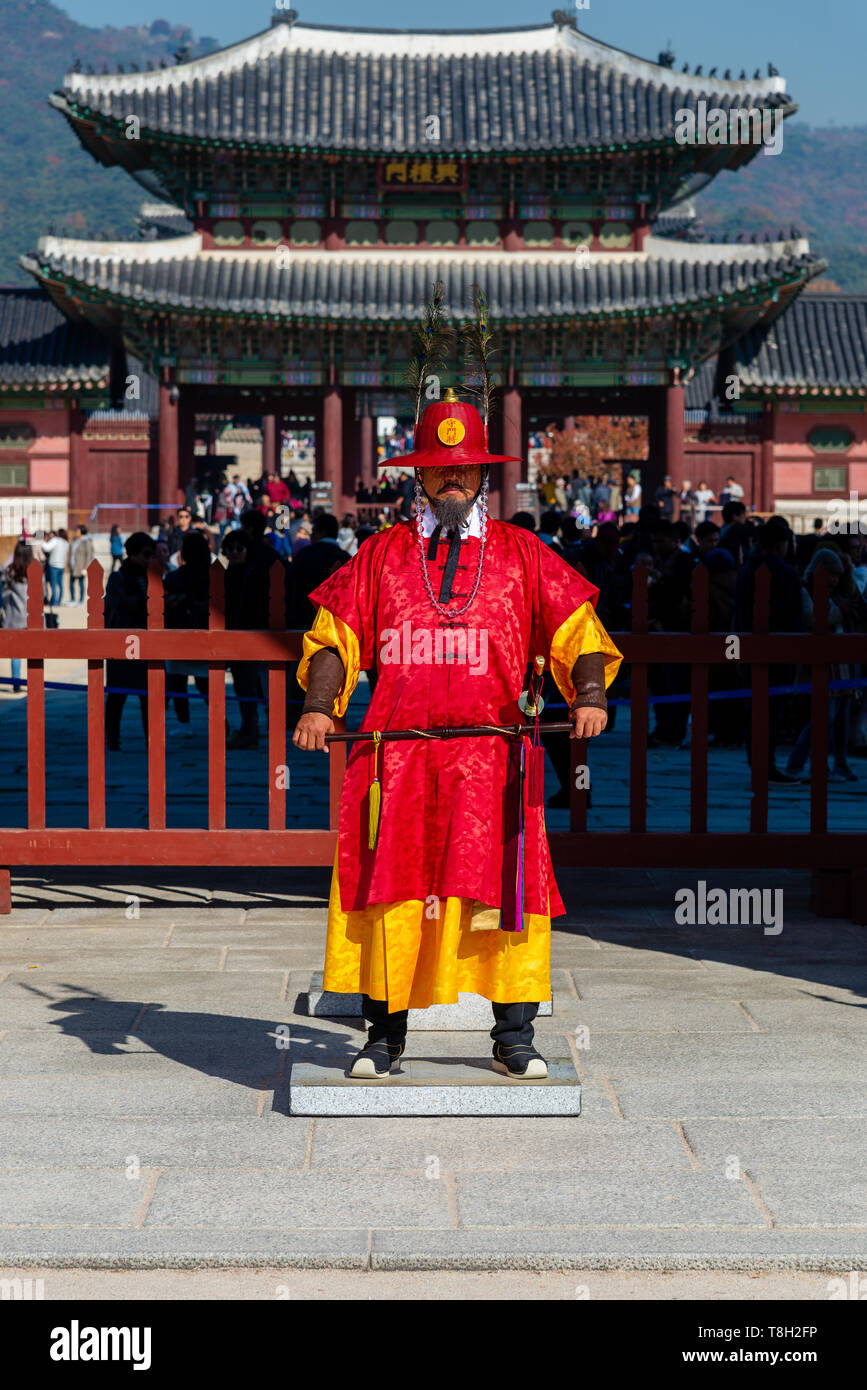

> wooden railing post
[26,559,45,831]
[810,565,830,834]
[690,562,709,833]
[267,564,287,832]
[569,732,589,834]
[329,716,346,832]
[86,559,106,829]
[629,564,648,833]
[146,563,166,830]
[749,565,771,833]
[208,562,227,831]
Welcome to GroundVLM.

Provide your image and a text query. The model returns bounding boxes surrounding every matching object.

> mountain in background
[1,1,865,293]
[0,0,218,283]
[693,124,867,293]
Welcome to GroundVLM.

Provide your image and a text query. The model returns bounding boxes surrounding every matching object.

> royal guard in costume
[294,292,622,1080]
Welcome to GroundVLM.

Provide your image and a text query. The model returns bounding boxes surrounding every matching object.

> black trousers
[229,662,262,739]
[105,692,147,746]
[362,995,539,1047]
[105,660,148,747]
[166,673,209,723]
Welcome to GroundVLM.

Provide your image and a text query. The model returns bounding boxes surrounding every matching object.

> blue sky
[61,0,867,128]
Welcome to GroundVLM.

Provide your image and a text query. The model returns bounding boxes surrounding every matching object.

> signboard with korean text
[378,159,466,190]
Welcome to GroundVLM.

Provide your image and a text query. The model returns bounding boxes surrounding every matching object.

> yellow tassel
[368,779,381,849]
[368,731,382,850]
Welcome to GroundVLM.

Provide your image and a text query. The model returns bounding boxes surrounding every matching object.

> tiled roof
[0,286,110,388]
[55,19,793,154]
[685,354,720,408]
[22,238,823,324]
[137,202,195,239]
[733,294,867,391]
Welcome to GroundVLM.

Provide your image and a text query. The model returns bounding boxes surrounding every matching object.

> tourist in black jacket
[104,531,154,750]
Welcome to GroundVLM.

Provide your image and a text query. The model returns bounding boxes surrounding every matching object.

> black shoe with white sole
[491,1042,548,1079]
[349,1038,405,1078]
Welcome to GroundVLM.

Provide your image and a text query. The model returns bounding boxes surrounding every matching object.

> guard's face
[422,464,482,502]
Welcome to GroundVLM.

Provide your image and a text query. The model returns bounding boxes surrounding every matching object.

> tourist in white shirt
[693,480,716,523]
[624,475,642,518]
[42,529,70,607]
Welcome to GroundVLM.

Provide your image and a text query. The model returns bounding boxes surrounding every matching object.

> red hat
[391,389,523,470]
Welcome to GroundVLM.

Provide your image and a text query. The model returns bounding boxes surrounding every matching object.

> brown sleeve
[300,647,345,718]
[569,652,607,712]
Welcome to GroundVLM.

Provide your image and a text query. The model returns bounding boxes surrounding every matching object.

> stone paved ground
[0,1267,844,1299]
[0,863,864,1272]
[1,623,865,1275]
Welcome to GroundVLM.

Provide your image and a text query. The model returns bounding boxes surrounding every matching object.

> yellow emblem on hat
[437,417,466,447]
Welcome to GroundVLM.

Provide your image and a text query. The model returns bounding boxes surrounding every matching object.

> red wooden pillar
[503,221,521,252]
[324,219,342,252]
[761,402,776,514]
[340,388,358,518]
[178,397,196,489]
[486,406,503,520]
[321,384,343,513]
[665,382,684,487]
[158,379,180,515]
[263,413,280,476]
[360,394,375,492]
[647,382,683,507]
[68,405,85,526]
[502,386,524,520]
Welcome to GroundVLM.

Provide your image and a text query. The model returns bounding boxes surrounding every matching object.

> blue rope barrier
[1,676,865,705]
[0,676,275,703]
[544,676,867,709]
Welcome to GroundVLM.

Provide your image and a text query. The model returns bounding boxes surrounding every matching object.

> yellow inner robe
[299,603,621,1011]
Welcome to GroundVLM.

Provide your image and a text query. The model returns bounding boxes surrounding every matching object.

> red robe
[308,519,601,920]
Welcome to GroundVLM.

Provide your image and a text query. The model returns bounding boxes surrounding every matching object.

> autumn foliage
[539,416,648,480]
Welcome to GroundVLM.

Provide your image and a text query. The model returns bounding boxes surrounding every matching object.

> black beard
[429,492,474,531]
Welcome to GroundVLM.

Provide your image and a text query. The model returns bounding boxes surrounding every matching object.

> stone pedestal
[289,1058,581,1116]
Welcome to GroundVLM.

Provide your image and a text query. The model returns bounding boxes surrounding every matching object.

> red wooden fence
[0,559,864,918]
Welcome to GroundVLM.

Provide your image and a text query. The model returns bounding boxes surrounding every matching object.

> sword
[325,721,573,744]
[324,657,564,743]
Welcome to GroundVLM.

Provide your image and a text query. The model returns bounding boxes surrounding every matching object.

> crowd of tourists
[178,466,313,536]
[91,489,867,783]
[538,501,867,794]
[2,468,865,787]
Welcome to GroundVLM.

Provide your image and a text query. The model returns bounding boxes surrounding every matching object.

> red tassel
[527,744,546,807]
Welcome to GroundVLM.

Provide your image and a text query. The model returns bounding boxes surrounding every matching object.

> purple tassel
[514,741,526,931]
[527,744,545,806]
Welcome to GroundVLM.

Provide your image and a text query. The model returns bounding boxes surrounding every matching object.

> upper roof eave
[54,17,793,158]
[61,19,789,98]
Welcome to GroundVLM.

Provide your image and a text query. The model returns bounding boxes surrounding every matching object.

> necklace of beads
[414,474,489,620]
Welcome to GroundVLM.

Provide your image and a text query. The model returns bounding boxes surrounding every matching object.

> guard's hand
[293,712,334,752]
[570,706,608,739]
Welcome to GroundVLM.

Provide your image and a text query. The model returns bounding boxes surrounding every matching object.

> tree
[540,416,647,480]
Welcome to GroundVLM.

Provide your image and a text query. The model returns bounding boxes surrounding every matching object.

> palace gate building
[6,12,866,522]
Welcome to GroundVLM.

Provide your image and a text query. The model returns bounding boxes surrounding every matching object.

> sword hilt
[519,654,546,717]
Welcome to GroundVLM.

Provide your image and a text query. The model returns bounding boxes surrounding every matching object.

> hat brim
[381,450,524,469]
